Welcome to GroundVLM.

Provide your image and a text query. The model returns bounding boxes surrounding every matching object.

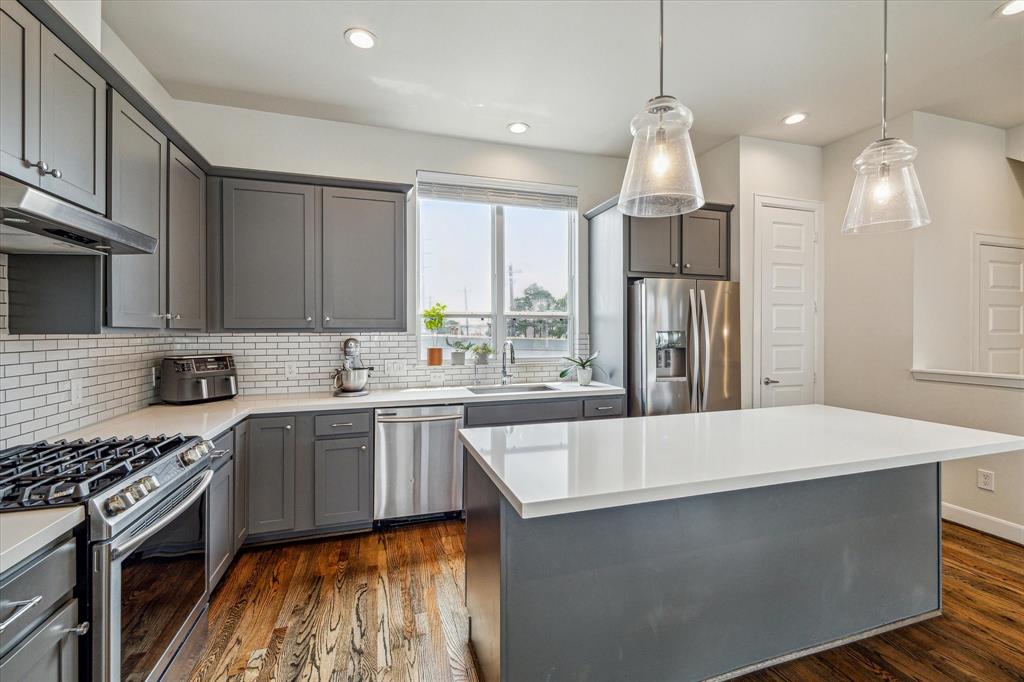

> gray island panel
[465,452,940,682]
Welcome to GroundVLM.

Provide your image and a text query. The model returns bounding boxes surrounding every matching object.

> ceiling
[102,0,1024,158]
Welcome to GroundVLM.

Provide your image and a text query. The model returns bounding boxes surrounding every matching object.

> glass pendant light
[618,0,704,218]
[842,0,930,233]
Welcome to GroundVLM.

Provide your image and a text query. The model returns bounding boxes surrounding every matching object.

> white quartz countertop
[458,404,1024,518]
[55,382,623,443]
[0,506,84,574]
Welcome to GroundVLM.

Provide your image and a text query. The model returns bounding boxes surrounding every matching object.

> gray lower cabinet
[0,599,79,682]
[681,209,729,278]
[222,179,316,329]
[321,188,406,330]
[233,421,249,550]
[313,436,372,527]
[167,144,207,329]
[0,1,105,212]
[208,454,234,591]
[108,90,167,328]
[248,416,297,535]
[629,215,680,274]
[465,396,625,428]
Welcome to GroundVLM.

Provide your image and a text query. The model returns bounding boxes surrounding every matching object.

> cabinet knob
[29,160,49,173]
[306,316,313,323]
[324,316,331,322]
[49,168,62,179]
[673,262,679,267]
[360,445,367,451]
[174,313,181,320]
[285,424,292,430]
[67,621,90,636]
[684,263,691,269]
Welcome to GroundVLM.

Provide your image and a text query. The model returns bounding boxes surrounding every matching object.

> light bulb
[871,163,892,205]
[652,148,670,176]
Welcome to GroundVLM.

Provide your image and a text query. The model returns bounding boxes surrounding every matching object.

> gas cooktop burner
[0,434,199,510]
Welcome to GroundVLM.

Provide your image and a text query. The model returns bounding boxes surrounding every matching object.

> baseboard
[942,502,1024,545]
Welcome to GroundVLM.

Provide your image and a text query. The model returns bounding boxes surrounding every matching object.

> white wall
[100,22,179,128]
[50,0,102,50]
[824,113,1024,541]
[1008,124,1024,163]
[911,113,1024,371]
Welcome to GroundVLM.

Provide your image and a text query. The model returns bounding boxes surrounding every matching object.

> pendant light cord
[659,0,664,97]
[881,0,888,139]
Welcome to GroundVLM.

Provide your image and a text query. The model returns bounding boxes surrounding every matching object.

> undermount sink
[467,383,558,395]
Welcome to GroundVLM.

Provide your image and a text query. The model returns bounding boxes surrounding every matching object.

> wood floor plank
[191,520,1024,682]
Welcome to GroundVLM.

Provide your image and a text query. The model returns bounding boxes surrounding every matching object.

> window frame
[416,199,576,363]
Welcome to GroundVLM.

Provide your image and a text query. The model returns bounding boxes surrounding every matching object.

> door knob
[762,377,780,385]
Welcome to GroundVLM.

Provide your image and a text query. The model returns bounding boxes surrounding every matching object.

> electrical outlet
[977,469,995,492]
[70,378,84,407]
[284,362,299,380]
[385,359,405,376]
[428,370,444,387]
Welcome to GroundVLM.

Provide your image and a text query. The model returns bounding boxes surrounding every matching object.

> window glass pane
[505,316,569,358]
[420,316,493,359]
[504,206,569,313]
[419,198,492,313]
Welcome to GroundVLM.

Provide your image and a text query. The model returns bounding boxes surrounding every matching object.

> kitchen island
[458,405,1024,682]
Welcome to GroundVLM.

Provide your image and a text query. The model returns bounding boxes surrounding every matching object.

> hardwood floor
[189,521,1024,682]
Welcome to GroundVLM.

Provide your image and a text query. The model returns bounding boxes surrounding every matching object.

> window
[417,174,576,360]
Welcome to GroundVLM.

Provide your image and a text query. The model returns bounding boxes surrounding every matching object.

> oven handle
[111,469,213,560]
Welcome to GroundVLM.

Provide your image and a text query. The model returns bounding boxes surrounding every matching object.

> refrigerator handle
[689,288,700,409]
[700,289,711,411]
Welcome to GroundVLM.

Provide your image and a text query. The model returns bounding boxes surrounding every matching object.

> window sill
[416,356,568,368]
[910,368,1024,390]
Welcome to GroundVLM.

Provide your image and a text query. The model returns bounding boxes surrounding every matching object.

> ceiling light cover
[619,96,704,217]
[507,122,529,134]
[842,137,930,233]
[345,28,376,49]
[783,112,808,125]
[1000,0,1024,16]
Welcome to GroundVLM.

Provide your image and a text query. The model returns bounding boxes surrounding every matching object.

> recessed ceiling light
[999,0,1024,15]
[344,28,376,49]
[783,112,808,125]
[507,122,530,134]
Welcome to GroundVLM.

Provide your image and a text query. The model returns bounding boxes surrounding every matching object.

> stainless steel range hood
[1,176,157,255]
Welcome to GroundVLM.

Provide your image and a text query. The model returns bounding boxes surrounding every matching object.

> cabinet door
[248,416,296,535]
[0,599,79,682]
[628,216,680,274]
[207,457,234,591]
[0,0,40,185]
[313,436,371,527]
[167,144,207,329]
[232,421,249,550]
[223,179,316,329]
[322,188,406,330]
[681,209,729,279]
[108,91,167,328]
[38,27,105,212]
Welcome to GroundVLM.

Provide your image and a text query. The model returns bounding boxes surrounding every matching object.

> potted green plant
[473,342,494,365]
[422,302,447,366]
[446,337,474,366]
[559,351,600,386]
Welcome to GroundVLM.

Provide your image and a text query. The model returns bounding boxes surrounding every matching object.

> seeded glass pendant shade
[618,1,704,218]
[842,0,929,234]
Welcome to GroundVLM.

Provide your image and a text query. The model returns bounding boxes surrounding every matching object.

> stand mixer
[332,337,374,396]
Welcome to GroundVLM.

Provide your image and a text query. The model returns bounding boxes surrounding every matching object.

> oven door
[93,469,212,682]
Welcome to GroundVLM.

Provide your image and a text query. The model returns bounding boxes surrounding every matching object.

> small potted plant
[422,302,447,366]
[473,343,494,365]
[559,351,600,386]
[446,337,474,366]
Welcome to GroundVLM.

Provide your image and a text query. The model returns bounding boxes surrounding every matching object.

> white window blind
[416,171,577,210]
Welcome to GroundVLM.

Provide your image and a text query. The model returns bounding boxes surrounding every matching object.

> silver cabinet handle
[596,406,614,411]
[67,621,90,636]
[329,422,353,428]
[29,160,49,173]
[173,313,181,320]
[0,596,42,632]
[285,424,292,430]
[324,316,331,322]
[211,448,232,458]
[762,377,780,385]
[49,168,62,179]
[673,262,679,267]
[305,316,313,323]
[685,263,691,268]
[360,445,367,451]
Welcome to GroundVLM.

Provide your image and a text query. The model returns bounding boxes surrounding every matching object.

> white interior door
[759,205,817,407]
[977,243,1024,375]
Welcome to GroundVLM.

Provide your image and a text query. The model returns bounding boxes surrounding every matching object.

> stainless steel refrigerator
[629,278,740,415]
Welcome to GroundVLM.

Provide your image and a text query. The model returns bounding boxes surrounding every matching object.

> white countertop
[0,506,84,574]
[57,382,623,443]
[458,404,1024,518]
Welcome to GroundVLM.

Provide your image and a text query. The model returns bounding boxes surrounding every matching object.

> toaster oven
[159,354,238,404]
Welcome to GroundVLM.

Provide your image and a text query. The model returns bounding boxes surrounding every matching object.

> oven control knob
[140,475,160,492]
[128,482,149,500]
[105,492,135,515]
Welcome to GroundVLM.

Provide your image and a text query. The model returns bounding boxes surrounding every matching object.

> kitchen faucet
[501,340,516,385]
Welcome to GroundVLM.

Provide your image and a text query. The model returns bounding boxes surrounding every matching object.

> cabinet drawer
[0,598,79,682]
[465,399,581,427]
[210,430,234,470]
[0,540,76,658]
[314,411,371,438]
[583,397,625,419]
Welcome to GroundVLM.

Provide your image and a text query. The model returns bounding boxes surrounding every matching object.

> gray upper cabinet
[223,179,316,329]
[321,188,406,330]
[0,0,40,186]
[108,91,167,328]
[38,27,105,212]
[248,416,296,535]
[167,144,207,329]
[681,209,729,279]
[628,216,680,274]
[313,436,372,527]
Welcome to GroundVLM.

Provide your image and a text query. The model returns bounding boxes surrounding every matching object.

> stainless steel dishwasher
[374,405,465,521]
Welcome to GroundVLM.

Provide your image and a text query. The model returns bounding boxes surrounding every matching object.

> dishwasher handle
[376,413,463,424]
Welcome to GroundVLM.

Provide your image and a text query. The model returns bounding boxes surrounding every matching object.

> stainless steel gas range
[0,434,216,681]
